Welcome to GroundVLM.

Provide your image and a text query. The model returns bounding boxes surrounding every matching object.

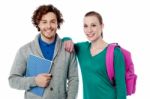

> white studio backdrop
[0,0,150,99]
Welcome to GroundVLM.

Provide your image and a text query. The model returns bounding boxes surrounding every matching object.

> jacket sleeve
[8,48,37,90]
[67,51,79,99]
[114,48,126,99]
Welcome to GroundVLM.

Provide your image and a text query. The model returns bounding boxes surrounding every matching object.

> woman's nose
[87,27,93,33]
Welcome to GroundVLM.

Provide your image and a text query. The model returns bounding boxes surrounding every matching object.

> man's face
[38,12,58,41]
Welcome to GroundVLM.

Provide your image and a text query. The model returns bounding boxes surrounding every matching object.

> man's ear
[37,24,40,31]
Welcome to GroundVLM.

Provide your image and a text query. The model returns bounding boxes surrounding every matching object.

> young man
[8,4,78,99]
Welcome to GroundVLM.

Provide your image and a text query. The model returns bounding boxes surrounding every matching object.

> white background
[0,0,150,99]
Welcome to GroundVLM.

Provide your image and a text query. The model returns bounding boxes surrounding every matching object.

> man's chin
[45,35,54,40]
[41,33,52,38]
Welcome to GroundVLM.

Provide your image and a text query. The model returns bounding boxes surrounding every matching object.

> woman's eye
[92,24,96,27]
[84,25,87,28]
[42,21,47,24]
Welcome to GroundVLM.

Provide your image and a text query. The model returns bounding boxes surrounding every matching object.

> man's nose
[47,23,52,28]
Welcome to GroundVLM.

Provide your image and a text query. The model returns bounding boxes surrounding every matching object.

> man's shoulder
[18,40,34,53]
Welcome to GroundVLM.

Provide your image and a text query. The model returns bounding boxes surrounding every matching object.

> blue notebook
[26,54,52,96]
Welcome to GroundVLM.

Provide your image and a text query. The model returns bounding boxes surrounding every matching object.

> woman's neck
[91,37,107,50]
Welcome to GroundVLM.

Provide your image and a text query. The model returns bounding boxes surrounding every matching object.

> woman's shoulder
[113,47,124,59]
[74,41,90,53]
[114,47,121,52]
[75,41,89,47]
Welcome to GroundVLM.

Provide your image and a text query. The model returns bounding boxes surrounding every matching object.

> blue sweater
[38,36,56,60]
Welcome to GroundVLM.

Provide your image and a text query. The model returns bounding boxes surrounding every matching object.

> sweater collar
[33,34,62,59]
[39,35,56,47]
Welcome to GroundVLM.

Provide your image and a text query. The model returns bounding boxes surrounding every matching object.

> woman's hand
[63,40,74,53]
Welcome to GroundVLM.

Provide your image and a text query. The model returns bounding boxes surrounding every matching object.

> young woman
[64,11,126,99]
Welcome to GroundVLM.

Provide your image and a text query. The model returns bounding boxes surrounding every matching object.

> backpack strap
[106,43,119,83]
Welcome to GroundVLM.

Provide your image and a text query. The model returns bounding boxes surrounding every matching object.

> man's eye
[51,21,56,23]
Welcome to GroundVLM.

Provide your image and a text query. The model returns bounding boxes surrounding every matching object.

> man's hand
[35,73,52,87]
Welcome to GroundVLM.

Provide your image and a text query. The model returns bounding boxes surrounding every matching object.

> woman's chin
[87,38,94,42]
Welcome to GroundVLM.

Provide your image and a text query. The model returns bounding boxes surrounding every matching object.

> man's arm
[67,52,79,99]
[8,48,37,90]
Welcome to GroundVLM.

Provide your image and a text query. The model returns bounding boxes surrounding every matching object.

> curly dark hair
[32,4,64,31]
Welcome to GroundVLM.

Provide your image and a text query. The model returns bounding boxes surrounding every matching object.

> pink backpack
[106,43,137,95]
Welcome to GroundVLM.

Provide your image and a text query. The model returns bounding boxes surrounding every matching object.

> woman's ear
[102,23,104,29]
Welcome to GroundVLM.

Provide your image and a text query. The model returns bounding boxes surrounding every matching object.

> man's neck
[40,34,56,44]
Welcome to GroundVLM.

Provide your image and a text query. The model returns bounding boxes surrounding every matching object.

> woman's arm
[62,37,74,52]
[114,48,126,99]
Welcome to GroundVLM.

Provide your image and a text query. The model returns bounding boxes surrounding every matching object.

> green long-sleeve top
[75,41,126,99]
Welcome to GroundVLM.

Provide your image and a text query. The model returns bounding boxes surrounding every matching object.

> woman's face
[84,15,103,42]
[38,12,58,41]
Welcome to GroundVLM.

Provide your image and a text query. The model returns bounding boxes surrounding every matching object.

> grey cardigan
[9,34,78,99]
